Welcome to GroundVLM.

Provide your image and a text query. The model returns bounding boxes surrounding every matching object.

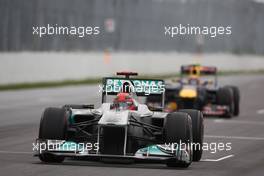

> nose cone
[99,110,129,126]
[179,88,197,98]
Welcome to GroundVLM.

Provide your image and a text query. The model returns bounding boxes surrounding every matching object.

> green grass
[0,78,101,91]
[1,69,264,91]
[218,69,264,75]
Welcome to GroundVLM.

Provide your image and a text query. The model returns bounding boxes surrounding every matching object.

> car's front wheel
[225,86,240,116]
[217,87,234,118]
[179,109,204,161]
[38,107,68,163]
[164,112,193,168]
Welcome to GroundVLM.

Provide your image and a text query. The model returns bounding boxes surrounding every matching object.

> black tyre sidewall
[38,107,68,163]
[217,87,234,117]
[39,107,67,139]
[164,112,192,167]
[179,109,204,161]
[226,86,240,116]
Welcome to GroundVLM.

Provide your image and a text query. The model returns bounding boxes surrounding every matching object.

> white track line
[202,154,234,162]
[205,135,264,141]
[257,109,264,115]
[213,119,264,125]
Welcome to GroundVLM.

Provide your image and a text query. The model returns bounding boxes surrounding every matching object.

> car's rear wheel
[164,112,192,167]
[179,109,204,161]
[217,87,234,118]
[38,107,68,163]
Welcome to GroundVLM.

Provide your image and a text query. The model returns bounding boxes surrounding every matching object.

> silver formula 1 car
[35,72,204,168]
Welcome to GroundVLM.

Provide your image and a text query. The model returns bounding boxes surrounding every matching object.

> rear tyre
[38,107,68,163]
[164,112,192,168]
[179,109,204,161]
[226,86,240,116]
[217,87,234,118]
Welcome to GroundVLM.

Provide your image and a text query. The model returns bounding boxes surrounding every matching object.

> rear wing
[180,65,218,87]
[181,65,217,76]
[101,76,165,108]
[102,77,165,96]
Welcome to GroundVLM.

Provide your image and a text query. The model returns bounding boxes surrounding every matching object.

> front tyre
[225,86,240,116]
[164,112,192,168]
[217,87,234,118]
[38,107,68,163]
[179,109,204,161]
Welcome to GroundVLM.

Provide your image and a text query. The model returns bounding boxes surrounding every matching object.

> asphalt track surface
[0,74,264,176]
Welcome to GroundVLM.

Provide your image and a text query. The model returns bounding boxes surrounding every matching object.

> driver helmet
[113,93,136,110]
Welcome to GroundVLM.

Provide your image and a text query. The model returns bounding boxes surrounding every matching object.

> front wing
[34,139,191,164]
[202,104,230,116]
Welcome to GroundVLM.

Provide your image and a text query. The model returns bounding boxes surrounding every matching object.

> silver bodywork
[35,103,192,165]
